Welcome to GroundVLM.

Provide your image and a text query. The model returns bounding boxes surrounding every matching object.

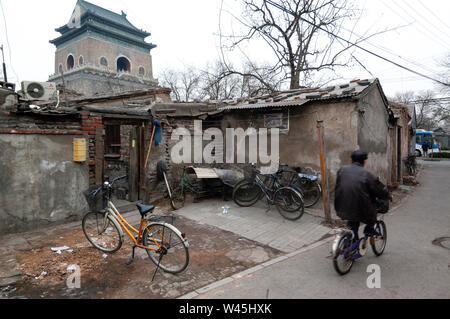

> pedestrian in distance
[422,141,429,157]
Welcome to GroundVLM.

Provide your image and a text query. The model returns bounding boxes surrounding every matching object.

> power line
[415,0,450,33]
[380,0,450,51]
[393,0,450,50]
[398,0,450,42]
[337,23,440,76]
[265,0,450,88]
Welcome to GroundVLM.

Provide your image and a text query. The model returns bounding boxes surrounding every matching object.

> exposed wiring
[264,0,450,88]
[0,0,19,83]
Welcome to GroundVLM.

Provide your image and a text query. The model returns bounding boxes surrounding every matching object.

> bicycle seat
[136,203,155,217]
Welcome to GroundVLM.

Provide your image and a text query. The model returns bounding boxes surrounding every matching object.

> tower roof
[50,0,155,51]
[77,0,140,31]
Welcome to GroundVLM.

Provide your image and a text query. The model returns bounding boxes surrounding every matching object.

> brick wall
[80,112,104,185]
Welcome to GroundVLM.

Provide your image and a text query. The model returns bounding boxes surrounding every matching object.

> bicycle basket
[83,185,105,212]
[375,198,390,214]
[243,165,256,182]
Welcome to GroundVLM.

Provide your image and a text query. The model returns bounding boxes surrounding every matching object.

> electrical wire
[0,0,19,83]
[415,0,450,33]
[264,0,450,88]
[385,0,450,51]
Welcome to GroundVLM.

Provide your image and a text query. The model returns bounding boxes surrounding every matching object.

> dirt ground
[6,201,283,299]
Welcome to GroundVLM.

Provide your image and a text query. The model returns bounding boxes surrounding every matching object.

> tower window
[117,57,131,72]
[67,55,74,70]
[100,57,108,67]
[58,64,63,74]
[79,56,84,66]
[139,66,145,76]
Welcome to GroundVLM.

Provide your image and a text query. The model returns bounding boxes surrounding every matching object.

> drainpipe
[317,120,331,222]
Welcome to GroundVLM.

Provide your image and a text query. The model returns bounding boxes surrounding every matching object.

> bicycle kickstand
[125,245,137,265]
[151,254,164,282]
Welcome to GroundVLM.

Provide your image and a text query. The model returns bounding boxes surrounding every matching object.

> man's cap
[351,150,368,162]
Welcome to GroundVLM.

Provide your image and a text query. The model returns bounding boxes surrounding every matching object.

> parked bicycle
[167,166,204,211]
[332,199,389,275]
[404,154,417,176]
[82,175,189,275]
[277,165,322,208]
[232,164,305,220]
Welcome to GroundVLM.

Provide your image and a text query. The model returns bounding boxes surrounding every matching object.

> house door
[129,126,141,202]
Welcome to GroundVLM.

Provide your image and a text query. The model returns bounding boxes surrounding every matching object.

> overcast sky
[0,0,449,98]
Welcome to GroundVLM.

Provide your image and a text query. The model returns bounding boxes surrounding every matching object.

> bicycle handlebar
[104,175,128,188]
[111,175,127,184]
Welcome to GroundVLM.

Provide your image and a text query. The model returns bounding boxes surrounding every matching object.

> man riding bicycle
[334,150,391,240]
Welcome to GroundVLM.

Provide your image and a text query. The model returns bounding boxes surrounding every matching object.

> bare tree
[199,59,284,100]
[159,66,202,102]
[393,90,449,130]
[438,53,450,94]
[393,91,415,105]
[219,0,392,89]
[414,91,439,130]
[200,61,241,100]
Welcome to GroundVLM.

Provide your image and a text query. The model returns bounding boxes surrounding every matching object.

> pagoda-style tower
[49,0,158,96]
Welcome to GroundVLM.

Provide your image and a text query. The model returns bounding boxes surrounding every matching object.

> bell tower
[49,0,158,96]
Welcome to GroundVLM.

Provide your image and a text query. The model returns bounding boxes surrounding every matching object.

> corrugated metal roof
[219,79,375,111]
[219,98,309,110]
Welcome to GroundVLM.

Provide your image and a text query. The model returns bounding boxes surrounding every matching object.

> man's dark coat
[334,162,390,224]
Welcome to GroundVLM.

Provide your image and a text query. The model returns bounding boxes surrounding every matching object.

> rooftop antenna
[0,45,7,83]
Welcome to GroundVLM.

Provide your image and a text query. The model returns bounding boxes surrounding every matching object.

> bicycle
[82,175,190,275]
[332,215,387,275]
[276,165,322,208]
[168,167,204,210]
[404,154,417,176]
[232,164,305,220]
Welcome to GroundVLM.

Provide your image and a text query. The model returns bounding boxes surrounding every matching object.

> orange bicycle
[82,175,189,274]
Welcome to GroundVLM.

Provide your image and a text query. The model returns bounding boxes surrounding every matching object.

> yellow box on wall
[73,138,87,162]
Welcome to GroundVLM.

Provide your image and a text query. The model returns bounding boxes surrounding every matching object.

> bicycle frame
[105,200,165,252]
[254,173,279,203]
[332,215,385,260]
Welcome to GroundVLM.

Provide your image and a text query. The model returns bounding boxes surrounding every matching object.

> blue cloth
[152,120,161,146]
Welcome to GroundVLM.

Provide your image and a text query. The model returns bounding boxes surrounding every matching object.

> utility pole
[1,45,7,83]
[316,120,331,222]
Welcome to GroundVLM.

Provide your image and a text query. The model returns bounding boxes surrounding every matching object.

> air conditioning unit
[21,81,57,101]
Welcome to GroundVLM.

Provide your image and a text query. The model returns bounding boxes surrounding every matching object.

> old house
[0,78,221,233]
[389,101,414,183]
[0,83,90,232]
[49,0,158,96]
[213,79,399,206]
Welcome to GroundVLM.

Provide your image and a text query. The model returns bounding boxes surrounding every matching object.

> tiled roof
[79,0,140,31]
[218,79,376,110]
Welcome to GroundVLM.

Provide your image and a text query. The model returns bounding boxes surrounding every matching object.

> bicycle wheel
[333,233,354,275]
[232,180,262,207]
[273,187,304,220]
[371,220,387,256]
[142,222,189,274]
[297,179,321,208]
[170,185,185,210]
[82,212,122,253]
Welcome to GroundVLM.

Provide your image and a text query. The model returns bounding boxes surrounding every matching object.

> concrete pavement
[178,199,333,253]
[185,160,450,299]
